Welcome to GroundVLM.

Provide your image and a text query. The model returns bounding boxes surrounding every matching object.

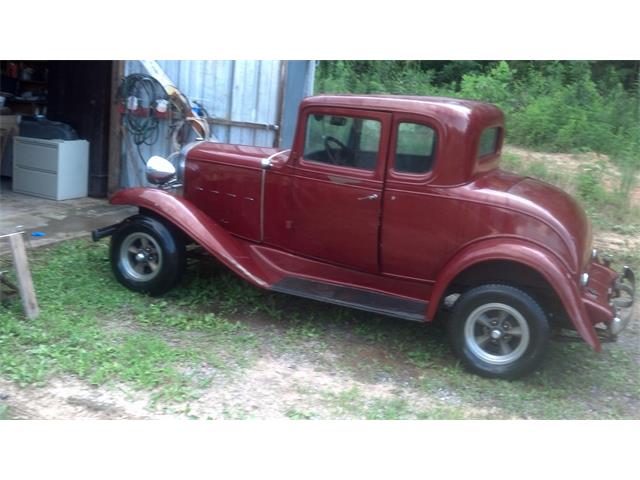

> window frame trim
[296,106,392,182]
[386,113,443,184]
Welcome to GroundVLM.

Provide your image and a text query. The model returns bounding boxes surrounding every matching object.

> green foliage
[316,60,440,97]
[459,61,516,111]
[315,60,640,176]
[576,164,606,204]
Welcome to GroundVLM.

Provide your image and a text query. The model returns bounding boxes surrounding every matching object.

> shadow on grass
[174,256,639,419]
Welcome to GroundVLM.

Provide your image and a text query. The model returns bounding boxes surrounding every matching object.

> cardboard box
[0,114,18,133]
[0,115,19,174]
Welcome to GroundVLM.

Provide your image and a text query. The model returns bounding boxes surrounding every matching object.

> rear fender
[110,188,276,288]
[427,238,601,351]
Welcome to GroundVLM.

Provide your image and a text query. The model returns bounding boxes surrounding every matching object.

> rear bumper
[582,258,635,339]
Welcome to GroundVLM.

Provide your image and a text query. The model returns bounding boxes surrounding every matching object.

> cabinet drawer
[14,138,59,173]
[13,165,58,200]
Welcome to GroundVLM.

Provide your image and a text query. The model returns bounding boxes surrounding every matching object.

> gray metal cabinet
[12,137,89,200]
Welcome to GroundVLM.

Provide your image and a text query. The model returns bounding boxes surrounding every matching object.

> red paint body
[110,95,621,351]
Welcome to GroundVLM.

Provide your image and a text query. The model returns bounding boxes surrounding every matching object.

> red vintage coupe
[93,95,635,379]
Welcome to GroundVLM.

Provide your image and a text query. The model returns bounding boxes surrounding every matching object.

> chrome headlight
[580,272,589,287]
[146,155,176,185]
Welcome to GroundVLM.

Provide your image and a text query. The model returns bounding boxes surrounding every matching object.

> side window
[303,114,381,171]
[478,127,500,157]
[394,122,436,174]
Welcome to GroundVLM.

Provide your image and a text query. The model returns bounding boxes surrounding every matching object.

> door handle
[357,193,379,201]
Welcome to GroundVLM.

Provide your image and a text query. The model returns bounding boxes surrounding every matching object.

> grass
[287,308,639,419]
[284,408,317,420]
[619,249,640,272]
[321,386,412,419]
[418,343,640,419]
[501,151,571,190]
[0,240,260,404]
[320,385,472,420]
[0,156,638,418]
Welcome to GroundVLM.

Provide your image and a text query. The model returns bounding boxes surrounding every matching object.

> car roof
[299,94,505,185]
[301,94,501,119]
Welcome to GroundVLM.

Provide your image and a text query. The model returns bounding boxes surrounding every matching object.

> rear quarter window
[394,122,436,174]
[478,127,500,157]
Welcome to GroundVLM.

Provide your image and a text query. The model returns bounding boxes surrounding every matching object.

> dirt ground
[0,358,495,420]
[1,307,637,420]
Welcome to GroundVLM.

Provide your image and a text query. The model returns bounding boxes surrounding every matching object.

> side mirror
[146,155,176,184]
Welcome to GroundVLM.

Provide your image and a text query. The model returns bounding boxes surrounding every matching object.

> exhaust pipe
[91,222,122,242]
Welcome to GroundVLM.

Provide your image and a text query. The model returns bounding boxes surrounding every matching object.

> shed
[119,60,315,189]
[0,60,316,198]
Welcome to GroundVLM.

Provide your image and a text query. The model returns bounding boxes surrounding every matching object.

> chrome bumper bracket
[608,266,635,337]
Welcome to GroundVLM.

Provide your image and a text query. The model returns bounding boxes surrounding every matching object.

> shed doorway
[1,60,112,199]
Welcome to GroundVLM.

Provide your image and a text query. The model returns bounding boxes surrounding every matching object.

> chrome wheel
[119,232,163,281]
[463,302,530,366]
[110,215,185,295]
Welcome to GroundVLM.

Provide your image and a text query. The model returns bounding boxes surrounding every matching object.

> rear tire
[449,284,550,379]
[110,215,185,296]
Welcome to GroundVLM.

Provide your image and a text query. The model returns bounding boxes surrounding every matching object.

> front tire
[110,215,185,296]
[449,284,550,379]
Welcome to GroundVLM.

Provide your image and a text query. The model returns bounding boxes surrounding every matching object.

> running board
[271,277,427,322]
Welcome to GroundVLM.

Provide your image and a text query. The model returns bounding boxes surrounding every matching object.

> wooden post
[107,60,125,195]
[7,233,39,319]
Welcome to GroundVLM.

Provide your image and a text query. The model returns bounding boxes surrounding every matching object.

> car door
[289,107,391,273]
[380,113,444,280]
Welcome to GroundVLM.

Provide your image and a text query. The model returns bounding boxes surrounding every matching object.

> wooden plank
[8,233,39,319]
[108,60,125,195]
[206,117,278,131]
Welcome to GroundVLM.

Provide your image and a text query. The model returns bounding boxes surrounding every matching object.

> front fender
[427,238,601,351]
[110,188,277,289]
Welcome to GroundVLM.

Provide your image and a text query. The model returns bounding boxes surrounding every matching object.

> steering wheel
[324,136,352,165]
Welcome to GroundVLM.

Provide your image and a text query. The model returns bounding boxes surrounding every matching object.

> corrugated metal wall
[280,61,316,153]
[120,60,315,188]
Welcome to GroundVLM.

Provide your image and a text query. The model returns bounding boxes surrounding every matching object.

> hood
[188,142,282,170]
[473,170,592,272]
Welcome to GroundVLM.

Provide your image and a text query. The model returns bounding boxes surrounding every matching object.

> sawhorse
[0,232,39,319]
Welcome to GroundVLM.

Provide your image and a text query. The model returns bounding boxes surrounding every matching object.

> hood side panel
[184,142,271,242]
